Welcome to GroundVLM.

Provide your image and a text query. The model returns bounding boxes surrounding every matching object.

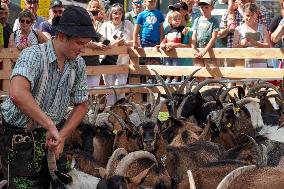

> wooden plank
[129,65,284,79]
[129,47,284,59]
[0,70,11,79]
[82,46,128,56]
[86,65,129,75]
[88,88,130,95]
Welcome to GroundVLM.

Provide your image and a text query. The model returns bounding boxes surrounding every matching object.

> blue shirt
[1,40,88,127]
[136,9,164,43]
[40,21,56,37]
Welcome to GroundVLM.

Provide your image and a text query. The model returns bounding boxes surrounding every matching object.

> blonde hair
[87,0,105,12]
[168,11,182,25]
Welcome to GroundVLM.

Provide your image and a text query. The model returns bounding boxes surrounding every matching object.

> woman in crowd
[8,9,47,51]
[84,0,109,88]
[233,3,270,68]
[40,0,64,39]
[99,3,134,106]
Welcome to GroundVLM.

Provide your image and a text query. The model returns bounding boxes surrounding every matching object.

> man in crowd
[125,0,144,24]
[1,0,21,25]
[13,0,45,32]
[0,2,12,48]
[0,6,97,188]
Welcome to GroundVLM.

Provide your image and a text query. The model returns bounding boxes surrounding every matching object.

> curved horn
[219,86,240,103]
[107,111,128,130]
[151,99,169,123]
[176,95,190,119]
[125,92,136,103]
[152,69,173,100]
[187,170,196,189]
[106,148,128,177]
[0,180,8,188]
[241,133,262,166]
[178,68,201,94]
[236,97,256,107]
[192,79,227,95]
[249,82,284,100]
[114,151,157,176]
[111,87,118,103]
[216,165,256,189]
[186,78,197,94]
[47,150,58,180]
[146,88,156,112]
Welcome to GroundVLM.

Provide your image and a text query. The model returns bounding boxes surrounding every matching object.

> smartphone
[113,35,118,40]
[102,39,110,46]
[245,32,260,41]
[91,10,100,16]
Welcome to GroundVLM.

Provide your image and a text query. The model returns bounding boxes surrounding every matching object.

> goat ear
[129,166,152,185]
[230,96,237,105]
[237,86,245,99]
[98,167,107,178]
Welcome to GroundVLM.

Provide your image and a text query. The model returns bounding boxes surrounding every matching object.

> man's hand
[54,138,65,160]
[45,126,60,151]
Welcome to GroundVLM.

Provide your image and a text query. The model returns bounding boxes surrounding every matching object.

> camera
[91,10,100,16]
[102,39,110,46]
[113,32,124,40]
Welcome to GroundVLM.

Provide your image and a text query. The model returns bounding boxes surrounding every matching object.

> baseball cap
[198,0,214,6]
[25,0,39,4]
[50,0,63,9]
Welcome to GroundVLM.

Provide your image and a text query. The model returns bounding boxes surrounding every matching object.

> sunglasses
[53,9,63,14]
[133,1,143,5]
[112,3,123,8]
[20,19,31,24]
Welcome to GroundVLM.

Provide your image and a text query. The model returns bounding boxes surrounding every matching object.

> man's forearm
[271,25,284,43]
[59,101,88,140]
[218,28,230,38]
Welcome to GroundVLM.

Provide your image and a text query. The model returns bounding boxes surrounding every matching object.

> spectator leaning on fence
[99,3,134,106]
[270,0,284,47]
[13,0,45,32]
[40,0,64,39]
[84,0,109,88]
[159,10,190,83]
[191,0,220,68]
[8,9,47,51]
[0,6,97,188]
[0,2,12,48]
[233,3,270,68]
[271,18,284,48]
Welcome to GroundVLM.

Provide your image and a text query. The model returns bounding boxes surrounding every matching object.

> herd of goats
[1,68,284,189]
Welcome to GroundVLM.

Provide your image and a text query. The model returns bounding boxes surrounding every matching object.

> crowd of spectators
[1,0,284,105]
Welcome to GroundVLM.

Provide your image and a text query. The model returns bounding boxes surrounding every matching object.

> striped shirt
[1,39,88,128]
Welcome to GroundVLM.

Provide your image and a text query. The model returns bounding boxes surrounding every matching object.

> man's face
[62,36,91,60]
[25,0,39,15]
[50,6,64,19]
[1,0,10,5]
[132,0,144,14]
[0,4,9,24]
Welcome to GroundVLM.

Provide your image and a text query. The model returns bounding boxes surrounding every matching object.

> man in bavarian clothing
[0,6,97,188]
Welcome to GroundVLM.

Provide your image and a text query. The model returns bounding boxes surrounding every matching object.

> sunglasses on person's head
[20,19,31,24]
[133,1,143,5]
[53,9,63,14]
[112,3,122,8]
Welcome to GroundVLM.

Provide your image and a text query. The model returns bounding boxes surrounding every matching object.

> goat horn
[192,79,227,95]
[219,86,240,103]
[125,92,136,103]
[151,99,169,123]
[186,78,197,94]
[47,150,58,180]
[114,151,157,176]
[176,95,190,119]
[111,87,118,103]
[197,123,210,140]
[178,68,201,94]
[236,97,256,107]
[152,69,173,100]
[106,148,128,177]
[146,88,156,113]
[0,180,8,188]
[129,102,145,123]
[216,165,256,189]
[249,83,284,100]
[107,111,128,130]
[241,133,262,166]
[187,170,196,189]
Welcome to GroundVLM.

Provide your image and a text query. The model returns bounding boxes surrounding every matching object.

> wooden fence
[1,46,284,99]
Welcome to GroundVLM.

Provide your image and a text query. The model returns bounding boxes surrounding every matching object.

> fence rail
[1,46,284,96]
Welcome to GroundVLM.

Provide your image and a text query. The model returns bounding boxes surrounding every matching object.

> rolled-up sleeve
[70,57,88,104]
[11,46,41,90]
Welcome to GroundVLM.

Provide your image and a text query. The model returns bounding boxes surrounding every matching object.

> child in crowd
[219,0,239,31]
[191,0,219,69]
[158,11,189,83]
[133,0,164,84]
[133,0,164,48]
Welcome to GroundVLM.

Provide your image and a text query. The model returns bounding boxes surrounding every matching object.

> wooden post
[129,54,142,103]
[2,59,11,92]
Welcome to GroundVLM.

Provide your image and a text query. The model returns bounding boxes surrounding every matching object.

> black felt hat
[55,6,97,38]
